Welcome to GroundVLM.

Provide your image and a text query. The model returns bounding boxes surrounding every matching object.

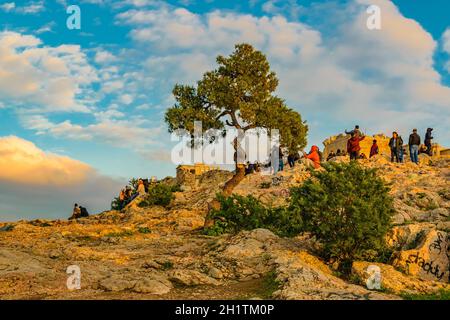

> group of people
[69,203,89,220]
[326,149,348,161]
[245,162,262,175]
[345,125,435,165]
[118,179,149,209]
[278,145,322,171]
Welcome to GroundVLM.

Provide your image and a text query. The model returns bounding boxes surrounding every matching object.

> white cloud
[0,136,124,221]
[116,0,450,145]
[0,31,98,113]
[443,28,450,53]
[442,27,450,73]
[95,49,118,64]
[0,136,91,186]
[0,2,15,12]
[21,114,161,150]
[119,93,134,105]
[0,1,45,14]
[36,22,56,34]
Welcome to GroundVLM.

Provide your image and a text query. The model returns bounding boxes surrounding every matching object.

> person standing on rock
[397,135,405,163]
[345,125,361,138]
[389,132,402,163]
[424,128,434,156]
[347,132,365,160]
[278,146,284,172]
[409,129,420,164]
[288,152,297,168]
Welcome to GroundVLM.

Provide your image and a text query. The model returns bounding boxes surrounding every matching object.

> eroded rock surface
[1,157,449,299]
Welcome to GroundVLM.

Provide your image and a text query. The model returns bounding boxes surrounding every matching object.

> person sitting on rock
[69,203,81,220]
[125,186,132,199]
[137,179,146,196]
[245,162,255,175]
[370,139,379,158]
[300,145,321,169]
[336,149,342,156]
[79,206,89,218]
[326,151,336,161]
[347,132,365,160]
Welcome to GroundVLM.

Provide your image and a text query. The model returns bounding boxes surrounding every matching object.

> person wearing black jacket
[424,128,433,156]
[409,129,420,164]
[79,206,89,218]
[389,132,403,163]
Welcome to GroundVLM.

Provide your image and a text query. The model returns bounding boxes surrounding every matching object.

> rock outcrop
[0,157,449,299]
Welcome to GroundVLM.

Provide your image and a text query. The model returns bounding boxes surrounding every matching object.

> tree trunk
[223,164,246,196]
[204,163,246,228]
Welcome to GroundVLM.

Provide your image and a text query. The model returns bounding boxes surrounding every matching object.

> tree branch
[230,111,242,129]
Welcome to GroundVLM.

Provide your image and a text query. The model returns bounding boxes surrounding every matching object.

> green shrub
[111,197,122,210]
[139,183,175,208]
[289,162,394,272]
[203,194,304,237]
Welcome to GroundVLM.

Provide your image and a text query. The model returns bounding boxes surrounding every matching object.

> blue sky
[0,0,449,220]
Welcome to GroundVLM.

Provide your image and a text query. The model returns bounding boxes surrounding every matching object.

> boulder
[98,277,136,292]
[393,229,449,283]
[352,261,450,294]
[221,229,277,260]
[208,267,224,279]
[273,250,395,300]
[133,278,172,295]
[387,224,435,249]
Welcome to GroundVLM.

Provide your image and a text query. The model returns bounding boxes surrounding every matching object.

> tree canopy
[165,43,308,154]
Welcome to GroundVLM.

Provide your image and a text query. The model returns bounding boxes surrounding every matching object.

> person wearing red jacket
[370,139,379,158]
[301,145,321,169]
[347,132,365,160]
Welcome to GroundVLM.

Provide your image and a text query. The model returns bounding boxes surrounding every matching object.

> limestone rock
[133,278,172,295]
[352,261,450,294]
[393,229,449,283]
[273,250,395,300]
[222,229,277,260]
[99,277,136,292]
[168,270,219,286]
[208,267,224,279]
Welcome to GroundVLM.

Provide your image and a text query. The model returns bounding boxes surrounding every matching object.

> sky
[0,0,449,221]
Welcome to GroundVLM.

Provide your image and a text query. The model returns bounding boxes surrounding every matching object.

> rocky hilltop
[0,155,449,300]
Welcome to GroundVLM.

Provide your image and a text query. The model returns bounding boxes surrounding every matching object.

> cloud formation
[0,136,124,221]
[0,136,92,186]
[117,0,450,145]
[0,31,98,113]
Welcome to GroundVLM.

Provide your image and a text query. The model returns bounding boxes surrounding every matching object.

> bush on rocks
[289,162,395,271]
[139,183,178,208]
[204,194,304,237]
[205,162,395,273]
